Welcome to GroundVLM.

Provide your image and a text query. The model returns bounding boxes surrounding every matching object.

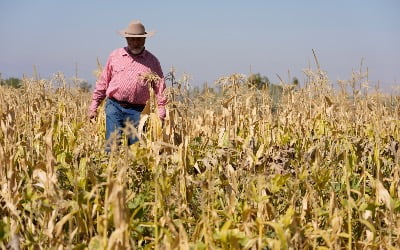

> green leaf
[0,220,10,241]
[266,221,287,249]
[356,219,376,240]
[88,235,104,250]
[280,205,295,227]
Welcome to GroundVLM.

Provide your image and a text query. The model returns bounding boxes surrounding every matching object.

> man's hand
[88,110,97,120]
[160,117,165,128]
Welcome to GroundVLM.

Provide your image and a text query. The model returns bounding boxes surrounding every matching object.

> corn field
[0,66,399,249]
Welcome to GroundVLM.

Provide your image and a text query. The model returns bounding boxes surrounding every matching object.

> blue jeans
[105,98,142,151]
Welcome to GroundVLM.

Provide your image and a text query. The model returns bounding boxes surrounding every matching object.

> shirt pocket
[111,64,126,77]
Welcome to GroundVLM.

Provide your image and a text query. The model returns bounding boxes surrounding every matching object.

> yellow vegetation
[0,67,399,249]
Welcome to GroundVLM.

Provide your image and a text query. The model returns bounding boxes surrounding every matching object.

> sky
[1,0,399,92]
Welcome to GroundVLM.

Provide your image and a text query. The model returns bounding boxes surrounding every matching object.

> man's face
[126,37,146,51]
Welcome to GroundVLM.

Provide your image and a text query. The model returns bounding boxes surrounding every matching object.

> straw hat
[119,20,155,37]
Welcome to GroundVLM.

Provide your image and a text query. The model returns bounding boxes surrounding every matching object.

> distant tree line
[246,73,299,112]
[187,72,299,97]
[77,81,92,92]
[247,73,299,89]
[0,73,92,92]
[0,74,23,88]
[185,72,300,114]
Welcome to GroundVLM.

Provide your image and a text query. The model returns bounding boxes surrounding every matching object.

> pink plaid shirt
[89,47,167,118]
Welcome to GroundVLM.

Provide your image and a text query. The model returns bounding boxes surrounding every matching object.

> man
[88,20,167,150]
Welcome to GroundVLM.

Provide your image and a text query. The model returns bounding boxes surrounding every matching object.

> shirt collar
[122,46,147,58]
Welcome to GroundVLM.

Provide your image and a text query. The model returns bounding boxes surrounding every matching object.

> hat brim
[119,30,155,37]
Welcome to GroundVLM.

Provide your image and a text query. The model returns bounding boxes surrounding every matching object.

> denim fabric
[105,98,142,152]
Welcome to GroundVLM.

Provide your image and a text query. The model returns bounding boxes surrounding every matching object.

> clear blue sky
[1,0,399,92]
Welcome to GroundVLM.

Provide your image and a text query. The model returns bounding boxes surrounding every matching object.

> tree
[292,77,299,86]
[78,81,92,92]
[0,76,22,88]
[247,73,270,89]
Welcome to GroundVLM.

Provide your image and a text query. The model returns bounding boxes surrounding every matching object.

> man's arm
[88,57,112,119]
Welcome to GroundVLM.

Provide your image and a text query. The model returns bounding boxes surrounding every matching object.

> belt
[109,97,145,111]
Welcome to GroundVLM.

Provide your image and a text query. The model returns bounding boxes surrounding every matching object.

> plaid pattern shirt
[89,47,167,118]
